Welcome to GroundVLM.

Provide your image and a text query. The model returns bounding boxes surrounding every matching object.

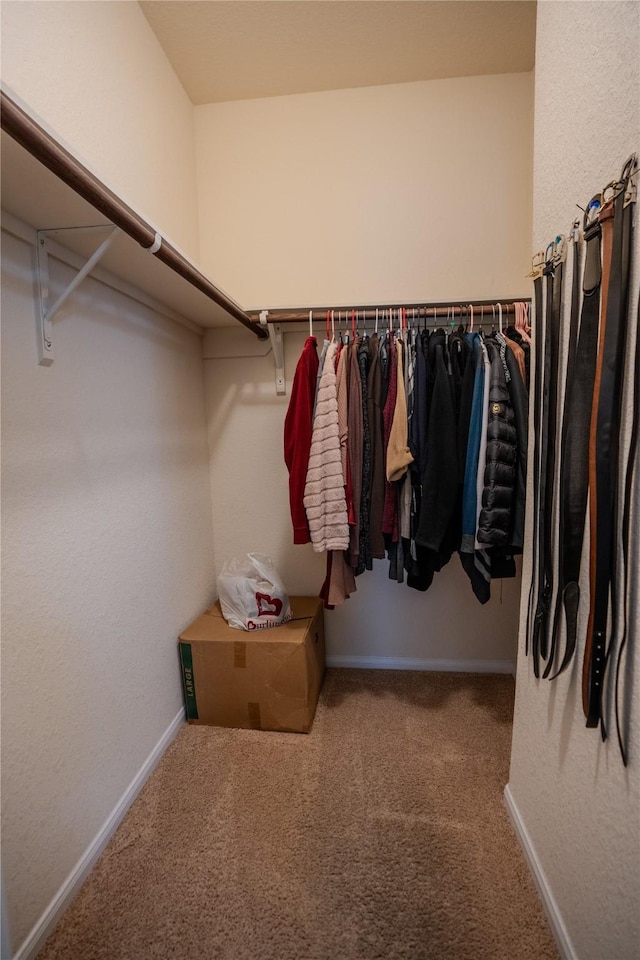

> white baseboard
[12,708,185,960]
[326,655,515,674]
[503,784,577,960]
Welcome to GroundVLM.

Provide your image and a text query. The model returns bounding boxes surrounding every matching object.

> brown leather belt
[584,155,637,732]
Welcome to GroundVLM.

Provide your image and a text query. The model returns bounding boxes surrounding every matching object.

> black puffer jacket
[503,343,528,553]
[477,339,518,546]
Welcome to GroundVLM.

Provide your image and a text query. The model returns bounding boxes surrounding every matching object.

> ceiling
[139,0,536,105]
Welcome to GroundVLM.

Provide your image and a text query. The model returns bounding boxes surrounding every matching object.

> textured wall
[508,3,640,958]
[195,72,534,308]
[1,231,216,952]
[0,0,200,260]
[198,73,533,662]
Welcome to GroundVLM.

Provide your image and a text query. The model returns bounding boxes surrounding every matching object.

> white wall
[195,73,533,308]
[508,3,640,959]
[1,0,200,261]
[1,6,215,953]
[0,228,215,953]
[196,72,533,663]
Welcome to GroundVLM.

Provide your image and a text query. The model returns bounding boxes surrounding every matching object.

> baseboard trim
[326,655,515,674]
[12,708,185,960]
[503,784,577,960]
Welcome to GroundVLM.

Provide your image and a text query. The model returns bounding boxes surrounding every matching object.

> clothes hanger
[497,302,503,336]
[516,301,532,344]
[341,311,349,345]
[334,309,343,345]
[524,302,532,341]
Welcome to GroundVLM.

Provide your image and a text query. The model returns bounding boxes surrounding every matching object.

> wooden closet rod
[0,91,267,341]
[248,298,531,325]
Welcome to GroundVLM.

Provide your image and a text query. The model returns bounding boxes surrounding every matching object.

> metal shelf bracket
[260,310,285,395]
[36,225,121,365]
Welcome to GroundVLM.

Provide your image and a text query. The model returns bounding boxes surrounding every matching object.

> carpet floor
[39,670,558,960]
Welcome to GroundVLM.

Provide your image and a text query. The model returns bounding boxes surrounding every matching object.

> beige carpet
[39,670,559,960]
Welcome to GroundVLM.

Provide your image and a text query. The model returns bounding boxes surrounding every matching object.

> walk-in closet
[1,3,638,960]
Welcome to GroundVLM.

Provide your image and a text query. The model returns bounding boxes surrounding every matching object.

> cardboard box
[178,596,325,734]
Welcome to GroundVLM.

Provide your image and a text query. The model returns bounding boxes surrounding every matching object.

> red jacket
[284,337,319,544]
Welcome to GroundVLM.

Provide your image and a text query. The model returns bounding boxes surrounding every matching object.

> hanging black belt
[544,200,602,678]
[526,273,545,666]
[531,249,563,675]
[547,222,583,678]
[584,157,637,730]
[616,290,640,765]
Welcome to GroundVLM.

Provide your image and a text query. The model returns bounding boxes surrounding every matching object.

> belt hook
[583,193,602,229]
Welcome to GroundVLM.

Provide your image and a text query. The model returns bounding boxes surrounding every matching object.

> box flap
[199,596,322,627]
[179,597,322,645]
[288,596,323,620]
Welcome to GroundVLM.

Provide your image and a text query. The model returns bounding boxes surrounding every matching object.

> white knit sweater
[303,341,350,552]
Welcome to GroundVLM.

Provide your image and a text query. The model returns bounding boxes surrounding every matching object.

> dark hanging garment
[448,329,470,429]
[503,340,528,554]
[347,340,364,569]
[443,330,471,556]
[356,339,373,574]
[410,330,428,478]
[367,334,386,559]
[457,332,480,484]
[460,336,485,552]
[505,326,530,388]
[379,333,391,410]
[283,336,319,544]
[476,339,518,548]
[381,338,398,539]
[416,332,458,552]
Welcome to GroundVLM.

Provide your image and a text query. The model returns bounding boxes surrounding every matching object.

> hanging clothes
[284,336,319,544]
[285,300,531,607]
[356,338,373,574]
[381,337,399,539]
[347,339,364,568]
[416,330,458,553]
[459,334,491,603]
[303,341,349,552]
[503,340,528,554]
[312,337,331,420]
[367,333,386,559]
[386,338,414,482]
[476,338,518,547]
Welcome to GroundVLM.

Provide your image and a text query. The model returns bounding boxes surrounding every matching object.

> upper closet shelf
[0,89,267,361]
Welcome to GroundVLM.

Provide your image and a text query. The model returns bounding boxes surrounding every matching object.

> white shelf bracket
[260,310,285,395]
[36,225,121,366]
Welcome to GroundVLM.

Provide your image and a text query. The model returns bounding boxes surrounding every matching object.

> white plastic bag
[217,553,292,631]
